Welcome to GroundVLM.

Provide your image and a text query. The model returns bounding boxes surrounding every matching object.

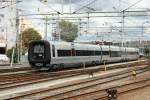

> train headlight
[35,63,43,66]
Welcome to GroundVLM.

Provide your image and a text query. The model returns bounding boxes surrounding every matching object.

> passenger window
[58,50,70,57]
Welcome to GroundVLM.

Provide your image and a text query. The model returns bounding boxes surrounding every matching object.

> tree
[7,47,18,63]
[6,28,42,63]
[21,28,42,51]
[58,20,78,42]
[7,48,13,62]
[144,47,150,56]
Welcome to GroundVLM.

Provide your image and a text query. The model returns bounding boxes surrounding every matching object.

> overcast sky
[1,0,150,47]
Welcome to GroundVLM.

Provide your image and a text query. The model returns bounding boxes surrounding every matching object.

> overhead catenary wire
[73,0,97,13]
[0,0,22,9]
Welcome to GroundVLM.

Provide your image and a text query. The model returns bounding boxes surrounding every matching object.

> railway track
[0,66,32,73]
[0,59,149,99]
[0,60,148,90]
[24,68,150,100]
[62,74,150,100]
[0,64,149,100]
[0,70,84,90]
[0,59,147,74]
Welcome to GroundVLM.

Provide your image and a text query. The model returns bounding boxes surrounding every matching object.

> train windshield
[33,44,44,53]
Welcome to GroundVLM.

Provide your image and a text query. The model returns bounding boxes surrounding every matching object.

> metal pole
[45,16,48,40]
[104,61,107,72]
[83,62,85,69]
[119,0,121,11]
[58,14,61,41]
[78,19,81,36]
[109,25,112,43]
[61,0,63,14]
[20,17,23,64]
[141,21,149,54]
[87,12,89,34]
[5,27,7,54]
[10,48,15,67]
[122,10,125,47]
[141,24,143,53]
[69,0,71,14]
[16,9,20,63]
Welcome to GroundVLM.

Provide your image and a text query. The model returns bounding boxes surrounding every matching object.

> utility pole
[57,14,61,41]
[121,10,125,47]
[57,22,61,41]
[78,19,81,36]
[87,12,89,34]
[141,21,149,54]
[61,0,63,14]
[5,26,8,54]
[16,8,20,64]
[20,16,24,64]
[45,16,48,40]
[69,0,71,14]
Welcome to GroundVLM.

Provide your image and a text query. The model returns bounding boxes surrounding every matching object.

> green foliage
[6,28,41,63]
[21,28,42,51]
[59,20,78,42]
[6,48,13,59]
[144,47,150,56]
[6,47,18,63]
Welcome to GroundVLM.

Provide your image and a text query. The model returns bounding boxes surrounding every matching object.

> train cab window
[52,45,55,57]
[32,44,45,59]
[33,44,44,54]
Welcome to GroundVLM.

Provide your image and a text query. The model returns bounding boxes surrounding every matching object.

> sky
[1,0,150,48]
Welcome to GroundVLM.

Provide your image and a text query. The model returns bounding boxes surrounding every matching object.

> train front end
[28,40,51,69]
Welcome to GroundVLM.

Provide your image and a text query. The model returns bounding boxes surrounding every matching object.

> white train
[28,40,139,70]
[0,43,9,65]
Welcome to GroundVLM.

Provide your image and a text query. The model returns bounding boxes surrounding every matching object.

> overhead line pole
[45,16,48,40]
[87,12,89,34]
[61,0,63,14]
[119,0,143,47]
[69,0,71,14]
[121,10,125,47]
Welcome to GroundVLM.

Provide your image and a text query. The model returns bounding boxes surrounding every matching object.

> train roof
[51,41,138,51]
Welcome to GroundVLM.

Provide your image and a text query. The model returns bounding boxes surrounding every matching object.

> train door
[71,43,76,56]
[71,48,76,56]
[119,46,122,61]
[52,44,55,58]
